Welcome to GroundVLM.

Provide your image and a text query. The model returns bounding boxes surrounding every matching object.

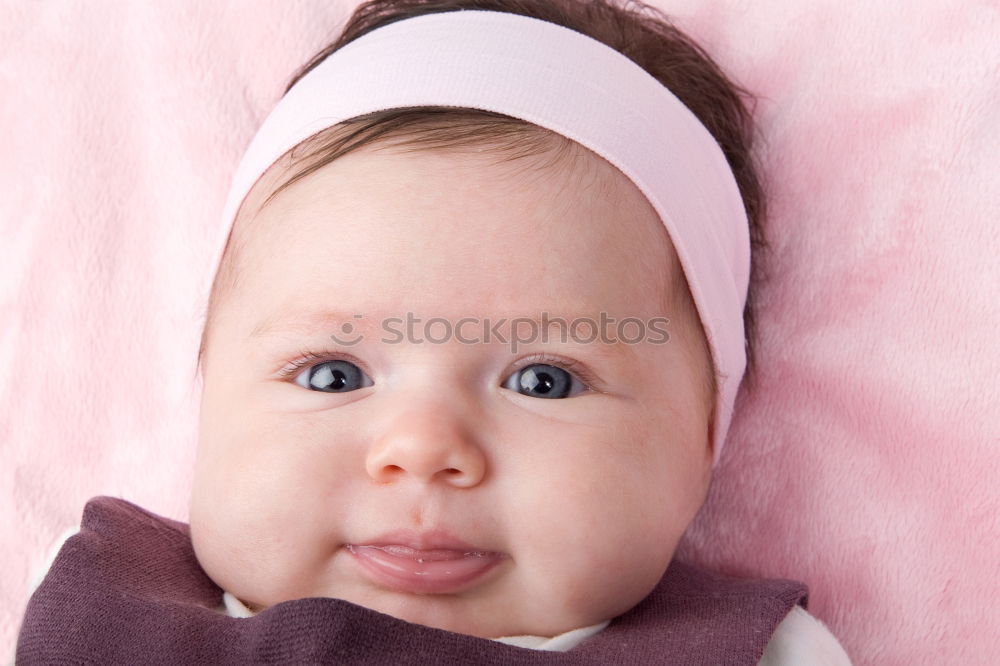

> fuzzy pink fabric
[2,1,997,663]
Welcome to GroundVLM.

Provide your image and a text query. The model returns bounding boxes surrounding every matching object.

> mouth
[345,531,506,595]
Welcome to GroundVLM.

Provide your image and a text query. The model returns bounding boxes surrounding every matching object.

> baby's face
[191,142,714,638]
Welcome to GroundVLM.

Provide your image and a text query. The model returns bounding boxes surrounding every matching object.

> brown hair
[201,0,767,388]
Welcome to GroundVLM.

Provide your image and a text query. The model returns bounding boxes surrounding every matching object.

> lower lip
[346,544,506,594]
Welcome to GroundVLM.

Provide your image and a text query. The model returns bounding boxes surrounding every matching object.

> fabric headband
[209,9,751,465]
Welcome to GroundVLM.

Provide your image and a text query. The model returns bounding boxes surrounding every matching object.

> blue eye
[502,363,585,399]
[294,360,373,393]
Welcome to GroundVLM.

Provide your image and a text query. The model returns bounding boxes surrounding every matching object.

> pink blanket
[2,1,997,663]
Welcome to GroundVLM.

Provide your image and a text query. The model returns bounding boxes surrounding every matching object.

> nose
[365,404,487,488]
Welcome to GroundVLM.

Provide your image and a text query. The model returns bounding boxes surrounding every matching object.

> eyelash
[509,352,599,390]
[277,348,371,380]
[276,348,599,389]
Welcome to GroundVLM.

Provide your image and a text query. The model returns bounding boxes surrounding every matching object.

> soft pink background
[2,1,997,663]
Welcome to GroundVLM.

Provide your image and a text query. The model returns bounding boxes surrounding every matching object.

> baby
[18,0,851,663]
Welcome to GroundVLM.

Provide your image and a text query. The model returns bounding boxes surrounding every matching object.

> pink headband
[210,10,751,464]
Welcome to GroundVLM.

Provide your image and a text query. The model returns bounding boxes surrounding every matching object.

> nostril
[375,464,404,478]
[444,468,461,476]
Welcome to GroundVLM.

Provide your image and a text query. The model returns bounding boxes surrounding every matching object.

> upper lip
[354,529,498,554]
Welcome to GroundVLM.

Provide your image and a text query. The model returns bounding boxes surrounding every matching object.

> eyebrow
[250,309,376,340]
[249,309,642,362]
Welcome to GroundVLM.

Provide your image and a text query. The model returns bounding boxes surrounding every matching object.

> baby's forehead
[224,143,684,317]
[254,143,671,247]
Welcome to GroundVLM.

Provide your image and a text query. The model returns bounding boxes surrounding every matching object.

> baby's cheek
[190,447,287,583]
[190,476,314,605]
[193,414,359,604]
[516,458,677,624]
[189,489,263,599]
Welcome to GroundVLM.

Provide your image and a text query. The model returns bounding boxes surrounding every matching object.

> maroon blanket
[17,496,807,664]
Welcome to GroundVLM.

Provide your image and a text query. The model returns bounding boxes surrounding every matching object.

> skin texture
[191,142,714,639]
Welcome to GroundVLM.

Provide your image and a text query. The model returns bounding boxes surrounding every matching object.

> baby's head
[190,0,763,640]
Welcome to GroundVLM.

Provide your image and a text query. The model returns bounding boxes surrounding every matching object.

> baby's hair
[201,0,767,398]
